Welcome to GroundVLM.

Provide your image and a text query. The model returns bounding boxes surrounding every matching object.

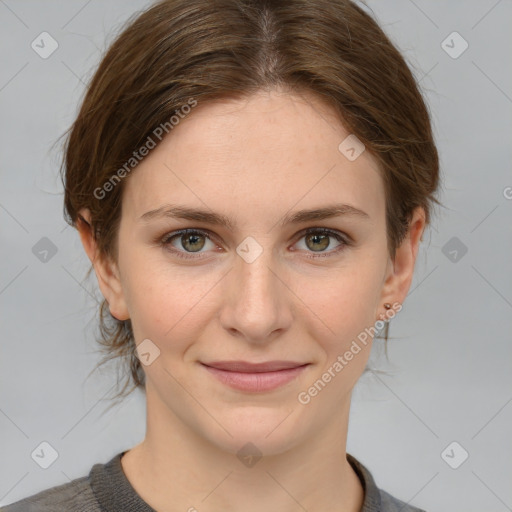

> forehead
[121,90,385,228]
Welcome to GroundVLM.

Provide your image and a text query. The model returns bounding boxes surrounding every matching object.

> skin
[78,88,425,512]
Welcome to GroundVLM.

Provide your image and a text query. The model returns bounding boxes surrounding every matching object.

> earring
[377,303,393,322]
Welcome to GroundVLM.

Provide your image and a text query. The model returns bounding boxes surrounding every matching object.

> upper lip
[201,361,309,373]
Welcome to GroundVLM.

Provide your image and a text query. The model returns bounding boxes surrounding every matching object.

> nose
[218,246,293,344]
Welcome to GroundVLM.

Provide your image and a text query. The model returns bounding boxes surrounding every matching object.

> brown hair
[59,0,442,404]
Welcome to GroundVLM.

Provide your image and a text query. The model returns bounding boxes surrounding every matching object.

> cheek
[122,253,214,344]
[297,264,382,339]
[302,273,380,388]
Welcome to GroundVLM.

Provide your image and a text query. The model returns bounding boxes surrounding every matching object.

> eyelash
[156,227,352,260]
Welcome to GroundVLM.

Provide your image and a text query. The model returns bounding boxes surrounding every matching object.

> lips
[201,360,308,372]
[200,360,311,392]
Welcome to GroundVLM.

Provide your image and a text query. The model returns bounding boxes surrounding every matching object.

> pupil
[184,234,205,252]
[307,233,329,251]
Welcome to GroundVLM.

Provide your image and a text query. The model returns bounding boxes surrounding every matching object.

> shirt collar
[347,452,382,511]
[90,451,155,512]
[90,451,381,512]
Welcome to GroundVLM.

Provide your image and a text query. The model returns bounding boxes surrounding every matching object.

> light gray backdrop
[1,1,511,511]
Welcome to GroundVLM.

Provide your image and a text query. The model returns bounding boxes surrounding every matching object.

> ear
[77,208,130,321]
[378,206,426,317]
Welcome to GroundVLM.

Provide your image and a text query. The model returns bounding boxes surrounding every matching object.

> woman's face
[82,89,423,456]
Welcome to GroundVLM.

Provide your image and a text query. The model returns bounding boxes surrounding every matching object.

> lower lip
[201,364,309,392]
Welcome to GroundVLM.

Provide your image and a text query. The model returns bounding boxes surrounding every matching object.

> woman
[3,0,440,510]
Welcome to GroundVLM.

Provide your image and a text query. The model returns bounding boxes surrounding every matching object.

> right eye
[159,229,219,259]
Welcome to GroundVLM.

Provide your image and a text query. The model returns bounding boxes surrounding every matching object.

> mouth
[200,361,310,392]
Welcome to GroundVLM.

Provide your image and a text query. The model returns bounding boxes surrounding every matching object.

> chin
[200,405,305,457]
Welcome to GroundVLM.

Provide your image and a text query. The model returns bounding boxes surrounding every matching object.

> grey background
[1,1,511,510]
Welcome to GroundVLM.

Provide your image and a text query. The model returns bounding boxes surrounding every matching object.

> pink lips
[201,360,310,392]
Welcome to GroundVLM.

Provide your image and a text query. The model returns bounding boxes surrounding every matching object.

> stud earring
[377,303,393,322]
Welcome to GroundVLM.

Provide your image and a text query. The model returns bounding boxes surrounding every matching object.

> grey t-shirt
[1,451,426,511]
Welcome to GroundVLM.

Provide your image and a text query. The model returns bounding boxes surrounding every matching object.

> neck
[121,389,364,512]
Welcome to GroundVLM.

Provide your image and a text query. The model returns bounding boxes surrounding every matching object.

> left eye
[158,228,350,260]
[294,228,349,258]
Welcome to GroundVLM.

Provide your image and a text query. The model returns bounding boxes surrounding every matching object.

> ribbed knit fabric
[1,451,426,511]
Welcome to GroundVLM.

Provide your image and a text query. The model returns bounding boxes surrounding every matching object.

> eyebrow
[139,203,370,230]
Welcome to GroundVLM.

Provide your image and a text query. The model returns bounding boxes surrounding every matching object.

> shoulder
[346,452,428,512]
[1,475,100,512]
[379,488,427,512]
